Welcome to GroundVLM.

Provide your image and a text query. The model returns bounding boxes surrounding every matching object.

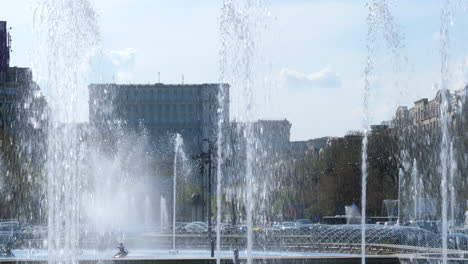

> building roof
[89,83,229,89]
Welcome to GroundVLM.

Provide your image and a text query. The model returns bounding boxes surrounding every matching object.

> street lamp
[192,138,216,257]
[201,138,216,257]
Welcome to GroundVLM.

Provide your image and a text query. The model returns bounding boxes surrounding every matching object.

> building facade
[393,87,467,131]
[391,86,468,223]
[0,21,11,74]
[89,83,229,155]
[0,21,48,222]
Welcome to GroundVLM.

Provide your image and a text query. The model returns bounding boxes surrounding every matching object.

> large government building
[89,83,229,155]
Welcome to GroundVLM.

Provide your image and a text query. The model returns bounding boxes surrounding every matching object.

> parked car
[279,222,296,231]
[0,220,20,232]
[0,220,21,245]
[220,223,237,234]
[238,224,247,233]
[183,222,208,233]
[405,220,441,233]
[238,224,262,233]
[174,222,189,233]
[448,232,468,250]
[295,219,313,232]
[271,223,283,232]
[295,219,312,226]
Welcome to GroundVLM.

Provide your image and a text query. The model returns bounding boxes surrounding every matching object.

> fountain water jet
[345,204,361,225]
[215,85,227,262]
[160,196,168,232]
[439,1,452,263]
[82,128,157,240]
[362,2,404,263]
[448,142,457,226]
[360,132,368,264]
[219,1,270,263]
[144,195,152,226]
[411,159,419,221]
[32,0,99,263]
[171,134,184,254]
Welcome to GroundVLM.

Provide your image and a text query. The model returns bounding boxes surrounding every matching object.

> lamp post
[194,138,216,257]
[201,138,215,257]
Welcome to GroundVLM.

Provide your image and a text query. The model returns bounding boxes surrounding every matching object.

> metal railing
[11,224,468,255]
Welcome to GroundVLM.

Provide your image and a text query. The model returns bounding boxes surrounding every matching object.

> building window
[189,105,194,121]
[166,105,170,122]
[171,105,176,123]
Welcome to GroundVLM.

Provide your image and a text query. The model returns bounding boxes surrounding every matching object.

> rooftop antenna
[182,74,184,85]
[158,72,160,83]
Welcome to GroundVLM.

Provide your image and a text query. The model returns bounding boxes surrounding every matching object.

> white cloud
[108,48,136,69]
[280,66,341,89]
[107,48,136,83]
[89,48,137,84]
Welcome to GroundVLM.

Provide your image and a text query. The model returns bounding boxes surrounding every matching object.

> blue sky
[2,0,468,140]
